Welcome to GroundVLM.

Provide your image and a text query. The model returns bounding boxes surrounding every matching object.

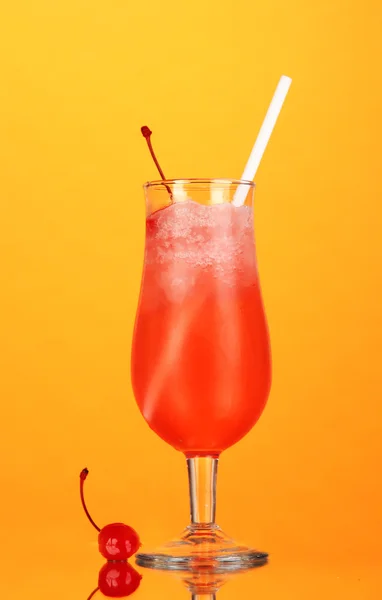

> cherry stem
[86,587,99,600]
[141,126,167,180]
[141,126,172,198]
[80,468,101,533]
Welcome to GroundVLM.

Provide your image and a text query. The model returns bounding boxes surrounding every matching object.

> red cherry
[98,523,141,560]
[98,561,142,598]
[80,468,141,559]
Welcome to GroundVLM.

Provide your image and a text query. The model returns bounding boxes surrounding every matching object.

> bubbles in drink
[145,201,258,302]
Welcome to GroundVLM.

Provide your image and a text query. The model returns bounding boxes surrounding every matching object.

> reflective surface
[2,0,382,595]
[4,521,380,600]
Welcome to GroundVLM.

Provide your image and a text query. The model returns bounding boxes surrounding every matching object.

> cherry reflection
[87,561,142,599]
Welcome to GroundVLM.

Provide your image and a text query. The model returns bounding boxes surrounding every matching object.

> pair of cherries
[80,468,142,598]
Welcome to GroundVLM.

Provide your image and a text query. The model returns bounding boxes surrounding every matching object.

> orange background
[1,0,382,595]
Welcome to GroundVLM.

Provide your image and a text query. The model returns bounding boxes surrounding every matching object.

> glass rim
[143,178,255,189]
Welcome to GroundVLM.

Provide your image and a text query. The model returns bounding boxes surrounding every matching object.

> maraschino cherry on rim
[87,561,142,599]
[80,468,141,561]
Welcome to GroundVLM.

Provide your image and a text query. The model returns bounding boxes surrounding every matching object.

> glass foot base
[136,524,268,572]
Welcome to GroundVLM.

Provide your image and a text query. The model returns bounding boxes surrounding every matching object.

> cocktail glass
[131,178,271,570]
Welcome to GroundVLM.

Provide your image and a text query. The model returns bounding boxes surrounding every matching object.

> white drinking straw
[232,75,292,207]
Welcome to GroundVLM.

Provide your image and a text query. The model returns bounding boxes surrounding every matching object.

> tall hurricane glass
[131,179,271,570]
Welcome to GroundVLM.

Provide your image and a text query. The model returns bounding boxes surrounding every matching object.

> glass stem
[187,456,218,526]
[192,595,216,600]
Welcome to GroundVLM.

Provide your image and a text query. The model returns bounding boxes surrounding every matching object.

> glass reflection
[177,564,266,599]
[86,560,266,599]
[180,569,229,600]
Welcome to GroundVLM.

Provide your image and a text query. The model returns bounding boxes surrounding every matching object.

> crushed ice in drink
[145,201,258,302]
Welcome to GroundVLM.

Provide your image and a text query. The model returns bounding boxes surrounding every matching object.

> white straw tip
[232,74,293,207]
